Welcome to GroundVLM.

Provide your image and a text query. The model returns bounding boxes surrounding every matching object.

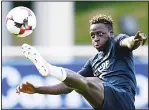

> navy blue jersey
[78,34,137,98]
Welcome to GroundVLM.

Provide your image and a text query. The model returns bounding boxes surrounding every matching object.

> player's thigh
[75,77,104,108]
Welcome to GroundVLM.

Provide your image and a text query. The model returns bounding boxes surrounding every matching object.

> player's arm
[120,31,147,50]
[16,81,73,95]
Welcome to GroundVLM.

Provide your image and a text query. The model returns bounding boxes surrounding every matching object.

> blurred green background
[12,1,148,45]
[75,1,148,45]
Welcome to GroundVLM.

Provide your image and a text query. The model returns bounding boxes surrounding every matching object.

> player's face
[90,23,110,51]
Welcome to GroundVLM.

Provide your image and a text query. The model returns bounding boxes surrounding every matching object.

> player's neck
[98,40,111,53]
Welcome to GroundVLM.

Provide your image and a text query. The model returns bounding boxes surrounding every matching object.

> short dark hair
[89,14,113,31]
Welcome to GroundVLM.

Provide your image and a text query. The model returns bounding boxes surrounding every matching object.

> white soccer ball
[6,6,36,37]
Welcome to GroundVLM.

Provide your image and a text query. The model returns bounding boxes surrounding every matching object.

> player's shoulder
[89,52,103,64]
[115,33,127,37]
[89,53,99,62]
[113,33,129,42]
[83,54,98,67]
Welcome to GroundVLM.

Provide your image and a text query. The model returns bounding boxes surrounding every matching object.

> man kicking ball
[16,14,147,110]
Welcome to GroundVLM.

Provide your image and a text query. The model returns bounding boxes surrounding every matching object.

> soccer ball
[6,6,36,37]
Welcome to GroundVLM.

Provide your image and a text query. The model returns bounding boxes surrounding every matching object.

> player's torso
[89,37,137,96]
[90,40,116,79]
[90,40,134,80]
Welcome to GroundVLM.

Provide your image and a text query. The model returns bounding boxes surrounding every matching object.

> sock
[47,63,67,81]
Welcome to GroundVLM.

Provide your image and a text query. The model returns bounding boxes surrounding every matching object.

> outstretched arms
[16,81,73,95]
[120,31,147,50]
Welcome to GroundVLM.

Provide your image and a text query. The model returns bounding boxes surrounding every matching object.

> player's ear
[110,31,114,39]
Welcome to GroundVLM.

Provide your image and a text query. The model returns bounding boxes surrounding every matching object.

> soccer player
[16,14,147,110]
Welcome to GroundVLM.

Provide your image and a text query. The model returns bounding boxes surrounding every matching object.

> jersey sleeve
[113,34,130,47]
[114,34,133,56]
[77,59,93,77]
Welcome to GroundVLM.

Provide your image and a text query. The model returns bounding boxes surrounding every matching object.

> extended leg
[22,44,104,108]
[63,69,104,108]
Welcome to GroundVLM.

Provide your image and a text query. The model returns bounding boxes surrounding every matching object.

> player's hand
[134,31,147,45]
[16,81,36,94]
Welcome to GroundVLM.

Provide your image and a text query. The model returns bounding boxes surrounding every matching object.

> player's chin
[96,48,103,51]
[95,46,104,51]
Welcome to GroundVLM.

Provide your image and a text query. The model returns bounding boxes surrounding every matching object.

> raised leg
[22,43,104,108]
[63,69,104,108]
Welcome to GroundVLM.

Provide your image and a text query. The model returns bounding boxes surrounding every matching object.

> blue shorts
[96,82,135,110]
